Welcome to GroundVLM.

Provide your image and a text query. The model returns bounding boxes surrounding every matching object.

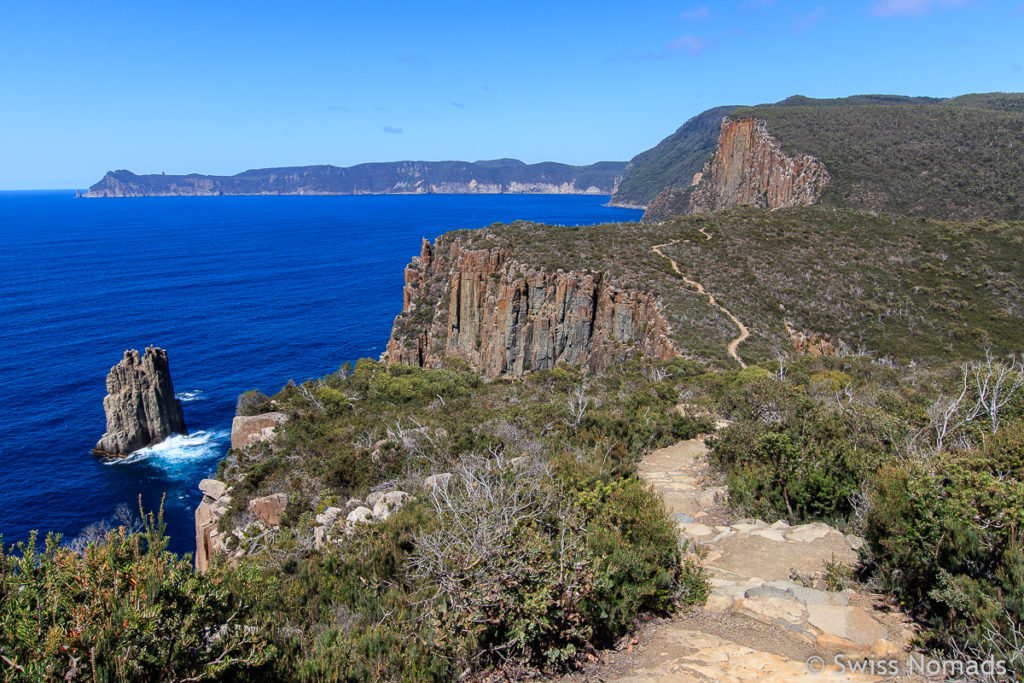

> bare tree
[926,351,1023,454]
[946,612,1024,682]
[774,355,787,382]
[565,383,590,429]
[969,349,1023,435]
[296,381,324,412]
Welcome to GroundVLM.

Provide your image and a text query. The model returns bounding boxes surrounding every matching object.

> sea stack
[93,346,187,457]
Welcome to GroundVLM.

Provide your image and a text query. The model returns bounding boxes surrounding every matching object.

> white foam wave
[108,429,230,466]
[176,390,205,403]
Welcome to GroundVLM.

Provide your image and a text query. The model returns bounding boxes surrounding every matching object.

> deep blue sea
[0,191,642,556]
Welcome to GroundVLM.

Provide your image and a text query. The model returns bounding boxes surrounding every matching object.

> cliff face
[386,237,677,378]
[678,118,830,217]
[93,347,187,457]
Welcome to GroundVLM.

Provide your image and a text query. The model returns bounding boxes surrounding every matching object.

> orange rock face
[387,237,678,378]
[687,118,830,215]
[785,321,844,357]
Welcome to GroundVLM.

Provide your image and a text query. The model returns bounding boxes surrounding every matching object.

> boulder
[313,506,344,549]
[230,412,288,451]
[248,493,287,526]
[371,491,408,520]
[316,506,343,527]
[94,347,187,457]
[346,506,374,533]
[199,478,227,500]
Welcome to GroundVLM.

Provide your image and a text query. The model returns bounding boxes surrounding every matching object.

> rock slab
[94,347,186,457]
[230,412,288,451]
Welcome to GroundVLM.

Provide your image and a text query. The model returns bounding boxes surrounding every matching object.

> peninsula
[84,158,627,197]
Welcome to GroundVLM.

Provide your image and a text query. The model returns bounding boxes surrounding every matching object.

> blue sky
[1,0,1022,189]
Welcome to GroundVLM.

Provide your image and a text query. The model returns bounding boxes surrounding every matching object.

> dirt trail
[572,435,921,682]
[652,237,749,368]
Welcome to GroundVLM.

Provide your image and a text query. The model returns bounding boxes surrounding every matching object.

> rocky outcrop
[678,118,830,217]
[230,412,288,451]
[93,347,187,457]
[195,478,232,572]
[248,493,288,526]
[785,321,846,357]
[387,237,678,378]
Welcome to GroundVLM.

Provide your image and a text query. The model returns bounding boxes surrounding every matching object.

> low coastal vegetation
[702,351,1024,676]
[2,359,712,680]
[4,349,1022,679]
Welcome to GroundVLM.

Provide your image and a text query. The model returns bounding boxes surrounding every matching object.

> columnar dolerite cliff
[686,118,830,215]
[642,118,830,222]
[386,236,677,378]
[93,347,187,457]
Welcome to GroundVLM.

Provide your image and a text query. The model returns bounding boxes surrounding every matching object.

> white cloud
[798,5,827,30]
[679,5,711,20]
[668,34,709,54]
[871,0,968,17]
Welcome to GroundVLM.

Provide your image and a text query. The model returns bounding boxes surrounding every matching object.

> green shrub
[237,388,274,416]
[0,509,274,681]
[865,442,1024,674]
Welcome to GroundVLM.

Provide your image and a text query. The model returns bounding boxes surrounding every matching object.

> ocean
[0,191,642,556]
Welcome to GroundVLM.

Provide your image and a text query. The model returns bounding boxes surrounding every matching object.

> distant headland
[83,158,628,198]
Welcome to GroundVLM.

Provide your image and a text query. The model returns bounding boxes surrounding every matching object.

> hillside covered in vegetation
[614,93,1024,222]
[608,105,735,207]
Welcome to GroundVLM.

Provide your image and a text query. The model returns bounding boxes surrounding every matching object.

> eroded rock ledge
[93,347,187,457]
[386,236,678,378]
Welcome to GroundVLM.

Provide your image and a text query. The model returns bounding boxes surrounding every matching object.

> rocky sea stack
[93,346,187,457]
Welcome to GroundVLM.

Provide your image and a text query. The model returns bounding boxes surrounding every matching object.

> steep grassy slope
[441,207,1024,366]
[609,106,735,207]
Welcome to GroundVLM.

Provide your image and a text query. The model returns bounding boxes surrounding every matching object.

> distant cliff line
[84,159,628,198]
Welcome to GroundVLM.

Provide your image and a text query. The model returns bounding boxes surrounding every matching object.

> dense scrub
[0,510,276,681]
[222,358,711,678]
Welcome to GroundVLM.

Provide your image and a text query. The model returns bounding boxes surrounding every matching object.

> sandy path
[652,238,749,368]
